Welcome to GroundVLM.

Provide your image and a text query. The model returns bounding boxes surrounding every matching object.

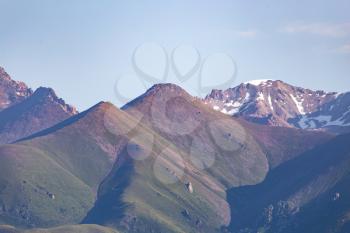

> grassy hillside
[0,145,94,228]
[0,103,132,228]
[123,84,269,188]
[84,84,269,232]
[0,84,332,232]
[84,110,229,232]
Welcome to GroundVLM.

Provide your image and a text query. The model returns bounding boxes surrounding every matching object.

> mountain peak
[34,87,58,98]
[0,67,32,111]
[122,83,192,110]
[31,87,78,115]
[243,79,275,86]
[0,85,79,144]
[0,66,11,81]
[89,101,114,112]
[147,83,188,95]
[205,80,350,132]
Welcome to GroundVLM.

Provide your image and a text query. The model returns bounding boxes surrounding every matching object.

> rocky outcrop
[185,181,193,193]
[0,67,32,111]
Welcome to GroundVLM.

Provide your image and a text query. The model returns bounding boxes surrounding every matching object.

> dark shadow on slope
[82,148,134,226]
[282,165,350,233]
[225,133,350,232]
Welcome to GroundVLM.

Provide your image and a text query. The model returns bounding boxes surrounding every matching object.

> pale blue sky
[0,0,349,110]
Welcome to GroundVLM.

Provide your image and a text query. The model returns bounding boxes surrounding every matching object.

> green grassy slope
[1,83,330,233]
[0,145,94,228]
[85,128,228,232]
[84,84,269,232]
[0,103,133,228]
[0,83,333,232]
[123,84,269,188]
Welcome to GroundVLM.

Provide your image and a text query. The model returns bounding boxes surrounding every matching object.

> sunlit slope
[2,83,311,232]
[0,102,137,228]
[0,144,94,228]
[85,84,269,232]
[84,109,230,232]
[123,84,269,188]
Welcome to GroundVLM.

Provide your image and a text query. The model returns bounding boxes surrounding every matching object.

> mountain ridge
[0,67,78,145]
[0,69,346,233]
[205,79,350,133]
[0,66,32,111]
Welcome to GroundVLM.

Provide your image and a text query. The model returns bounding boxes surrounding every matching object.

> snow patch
[221,108,240,115]
[334,92,344,98]
[15,91,26,96]
[298,114,350,129]
[257,92,265,101]
[224,101,242,108]
[220,101,243,115]
[290,94,305,115]
[243,92,251,101]
[244,79,272,86]
[213,105,220,111]
[268,95,274,111]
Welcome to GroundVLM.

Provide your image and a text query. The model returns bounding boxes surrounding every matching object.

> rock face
[204,80,350,133]
[0,66,32,111]
[185,182,194,193]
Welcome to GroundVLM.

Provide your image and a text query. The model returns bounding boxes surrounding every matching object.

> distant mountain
[0,67,77,144]
[226,133,350,233]
[293,92,350,134]
[0,67,32,111]
[205,80,350,133]
[0,87,77,144]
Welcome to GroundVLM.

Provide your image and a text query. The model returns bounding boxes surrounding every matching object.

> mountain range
[205,79,350,134]
[0,67,349,233]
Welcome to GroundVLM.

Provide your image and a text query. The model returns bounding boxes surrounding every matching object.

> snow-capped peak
[204,80,350,132]
[243,79,273,86]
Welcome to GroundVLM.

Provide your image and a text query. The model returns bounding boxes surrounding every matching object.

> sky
[0,0,349,110]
